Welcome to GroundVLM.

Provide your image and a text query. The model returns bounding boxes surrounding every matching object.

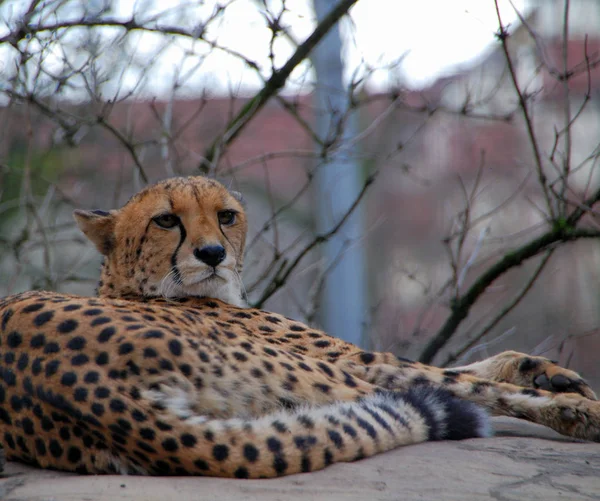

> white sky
[107,0,527,95]
[350,0,527,87]
[0,0,528,96]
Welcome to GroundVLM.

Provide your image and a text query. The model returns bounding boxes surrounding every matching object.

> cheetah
[0,176,598,478]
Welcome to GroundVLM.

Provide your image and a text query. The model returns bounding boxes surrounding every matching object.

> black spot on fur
[7,331,23,348]
[74,387,88,402]
[0,367,17,386]
[131,409,147,422]
[269,421,286,434]
[521,388,541,397]
[57,319,79,334]
[234,466,250,478]
[3,432,15,448]
[97,326,116,343]
[35,438,47,456]
[180,433,197,447]
[0,407,12,425]
[17,353,29,371]
[156,421,172,431]
[194,459,209,471]
[119,342,134,355]
[109,399,127,413]
[44,342,60,354]
[61,372,77,387]
[22,303,44,313]
[294,435,317,451]
[162,438,179,452]
[317,362,334,378]
[233,351,248,362]
[140,428,156,441]
[1,308,14,330]
[314,383,331,394]
[84,371,100,384]
[30,333,46,348]
[266,437,283,453]
[45,360,61,377]
[10,395,23,412]
[66,336,86,350]
[143,330,164,339]
[168,339,182,356]
[212,444,229,461]
[234,311,252,319]
[40,416,54,431]
[359,352,376,364]
[144,347,158,358]
[49,440,63,458]
[243,443,260,462]
[471,381,492,394]
[519,358,540,372]
[33,311,54,326]
[273,455,288,475]
[95,352,109,365]
[71,354,90,366]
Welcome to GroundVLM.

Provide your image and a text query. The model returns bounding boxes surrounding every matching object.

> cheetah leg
[244,315,596,400]
[324,348,597,400]
[451,351,597,400]
[334,359,600,442]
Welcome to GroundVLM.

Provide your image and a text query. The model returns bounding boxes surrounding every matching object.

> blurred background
[1,0,600,387]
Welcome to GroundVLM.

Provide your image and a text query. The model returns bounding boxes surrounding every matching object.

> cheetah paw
[548,393,600,442]
[518,356,597,400]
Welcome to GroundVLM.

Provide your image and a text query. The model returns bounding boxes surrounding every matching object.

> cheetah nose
[194,245,226,267]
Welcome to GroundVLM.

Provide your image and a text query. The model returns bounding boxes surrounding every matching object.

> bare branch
[419,226,600,364]
[253,171,376,308]
[494,0,556,219]
[442,249,554,367]
[198,0,360,173]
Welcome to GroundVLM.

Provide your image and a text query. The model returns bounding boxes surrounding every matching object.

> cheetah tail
[92,386,489,478]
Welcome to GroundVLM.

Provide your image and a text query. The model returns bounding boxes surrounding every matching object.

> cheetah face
[73,177,247,306]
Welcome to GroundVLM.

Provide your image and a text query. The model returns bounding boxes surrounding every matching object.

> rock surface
[1,417,599,501]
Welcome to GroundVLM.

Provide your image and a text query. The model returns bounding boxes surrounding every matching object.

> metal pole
[311,0,367,347]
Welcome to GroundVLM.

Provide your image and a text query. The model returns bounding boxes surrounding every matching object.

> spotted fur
[0,176,598,478]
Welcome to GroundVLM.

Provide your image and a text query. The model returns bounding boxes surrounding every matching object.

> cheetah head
[74,176,247,306]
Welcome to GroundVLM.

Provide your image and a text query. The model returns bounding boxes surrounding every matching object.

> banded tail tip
[399,386,492,441]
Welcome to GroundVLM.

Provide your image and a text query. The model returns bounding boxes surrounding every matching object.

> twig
[253,171,376,307]
[442,249,554,367]
[559,0,571,217]
[418,226,600,364]
[197,0,360,172]
[456,226,489,291]
[494,0,556,220]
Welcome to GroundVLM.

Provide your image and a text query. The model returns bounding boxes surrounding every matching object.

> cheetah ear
[73,209,117,256]
[230,190,246,207]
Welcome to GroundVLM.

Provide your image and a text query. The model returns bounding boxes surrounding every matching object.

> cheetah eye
[218,210,236,226]
[153,213,180,229]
